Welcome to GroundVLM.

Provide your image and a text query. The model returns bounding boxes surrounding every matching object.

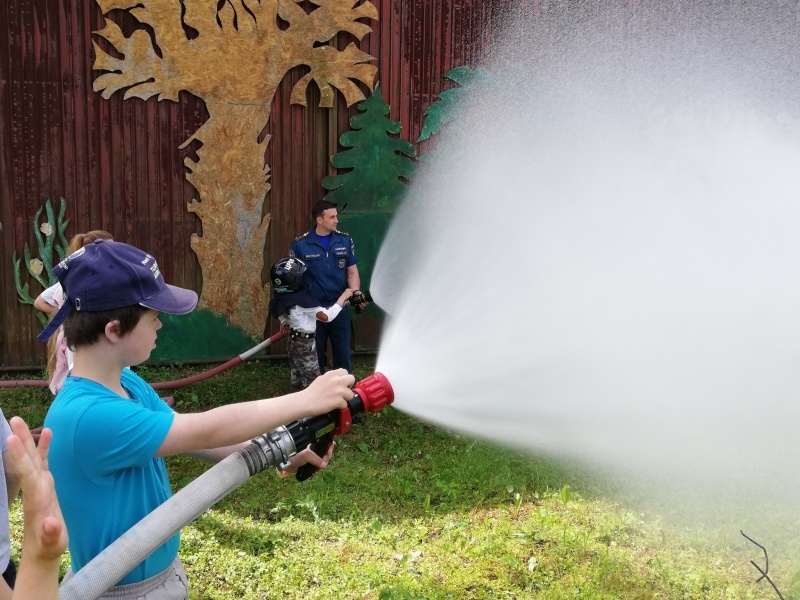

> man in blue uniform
[289,200,365,373]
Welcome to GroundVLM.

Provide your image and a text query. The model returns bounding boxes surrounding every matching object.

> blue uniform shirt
[290,228,358,304]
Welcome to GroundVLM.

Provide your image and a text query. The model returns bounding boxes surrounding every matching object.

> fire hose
[2,292,373,390]
[151,330,286,390]
[147,289,370,391]
[0,331,288,390]
[58,371,394,600]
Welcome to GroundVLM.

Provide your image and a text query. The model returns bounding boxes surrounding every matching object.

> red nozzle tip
[354,372,394,413]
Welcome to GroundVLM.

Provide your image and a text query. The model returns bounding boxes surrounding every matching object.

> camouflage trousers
[288,334,321,391]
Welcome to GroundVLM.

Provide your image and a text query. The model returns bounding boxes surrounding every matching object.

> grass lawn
[1,361,798,599]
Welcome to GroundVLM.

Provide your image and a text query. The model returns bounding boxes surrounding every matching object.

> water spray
[58,372,394,600]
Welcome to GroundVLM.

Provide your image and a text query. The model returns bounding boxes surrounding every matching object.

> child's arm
[33,284,61,316]
[190,442,334,473]
[2,443,20,508]
[277,314,290,336]
[315,288,353,323]
[158,369,354,457]
[32,296,58,316]
[277,442,335,477]
[6,417,68,600]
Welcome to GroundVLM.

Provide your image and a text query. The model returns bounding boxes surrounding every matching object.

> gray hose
[59,429,297,600]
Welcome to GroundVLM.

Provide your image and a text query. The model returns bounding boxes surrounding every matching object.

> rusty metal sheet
[1,0,505,368]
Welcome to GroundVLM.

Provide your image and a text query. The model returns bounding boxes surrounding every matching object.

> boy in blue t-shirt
[40,240,354,600]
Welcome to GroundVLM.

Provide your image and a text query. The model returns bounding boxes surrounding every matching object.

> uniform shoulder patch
[334,229,350,237]
[293,232,310,241]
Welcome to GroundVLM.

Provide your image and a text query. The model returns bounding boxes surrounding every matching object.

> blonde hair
[46,230,114,385]
[66,230,114,255]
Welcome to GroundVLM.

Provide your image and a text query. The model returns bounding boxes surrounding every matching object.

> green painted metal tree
[322,85,416,213]
[12,198,70,328]
[417,66,488,148]
[417,66,488,142]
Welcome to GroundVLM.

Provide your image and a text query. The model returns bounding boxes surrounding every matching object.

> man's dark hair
[312,200,338,222]
[62,305,149,349]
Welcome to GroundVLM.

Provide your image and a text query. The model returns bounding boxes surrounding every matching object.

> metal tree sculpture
[92,0,378,333]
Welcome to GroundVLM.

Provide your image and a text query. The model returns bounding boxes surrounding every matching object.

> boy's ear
[105,319,123,342]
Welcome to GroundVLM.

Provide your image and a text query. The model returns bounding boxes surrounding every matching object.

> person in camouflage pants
[287,332,321,391]
[268,257,354,391]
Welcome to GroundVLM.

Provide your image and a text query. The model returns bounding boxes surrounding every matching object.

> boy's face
[120,309,162,366]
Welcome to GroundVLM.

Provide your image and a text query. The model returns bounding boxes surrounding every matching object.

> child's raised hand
[337,288,355,306]
[304,369,353,415]
[7,416,68,562]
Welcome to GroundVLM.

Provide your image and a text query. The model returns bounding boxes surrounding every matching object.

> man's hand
[351,290,369,311]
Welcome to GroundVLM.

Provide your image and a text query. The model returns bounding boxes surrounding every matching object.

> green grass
[1,362,798,599]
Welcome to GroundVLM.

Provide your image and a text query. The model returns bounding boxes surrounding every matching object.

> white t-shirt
[278,303,343,334]
[40,281,65,308]
[0,411,12,574]
[40,282,75,370]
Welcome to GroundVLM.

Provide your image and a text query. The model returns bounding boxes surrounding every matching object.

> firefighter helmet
[270,257,307,293]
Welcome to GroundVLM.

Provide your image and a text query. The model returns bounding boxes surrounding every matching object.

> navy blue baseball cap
[38,240,198,342]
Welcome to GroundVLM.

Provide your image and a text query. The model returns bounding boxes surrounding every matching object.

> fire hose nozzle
[344,290,373,313]
[282,371,394,482]
[352,372,394,414]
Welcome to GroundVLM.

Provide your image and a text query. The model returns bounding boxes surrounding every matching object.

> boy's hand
[304,369,353,415]
[278,442,336,477]
[7,417,68,561]
[337,288,355,306]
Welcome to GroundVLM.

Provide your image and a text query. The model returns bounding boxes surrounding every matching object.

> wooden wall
[0,0,510,367]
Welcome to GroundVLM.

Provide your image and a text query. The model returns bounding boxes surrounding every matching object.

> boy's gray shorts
[62,556,188,600]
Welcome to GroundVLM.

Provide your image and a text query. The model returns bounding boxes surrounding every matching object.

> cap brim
[38,303,71,342]
[139,284,198,315]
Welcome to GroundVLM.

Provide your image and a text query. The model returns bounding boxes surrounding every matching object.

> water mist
[371,2,800,533]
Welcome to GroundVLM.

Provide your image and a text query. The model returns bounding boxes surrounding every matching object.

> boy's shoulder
[46,377,119,426]
[270,290,322,318]
[120,367,149,388]
[286,290,322,308]
[54,369,152,404]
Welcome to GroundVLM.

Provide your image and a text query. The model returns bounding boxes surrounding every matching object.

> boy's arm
[188,441,250,463]
[157,369,354,457]
[277,314,290,335]
[315,289,352,322]
[189,443,334,474]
